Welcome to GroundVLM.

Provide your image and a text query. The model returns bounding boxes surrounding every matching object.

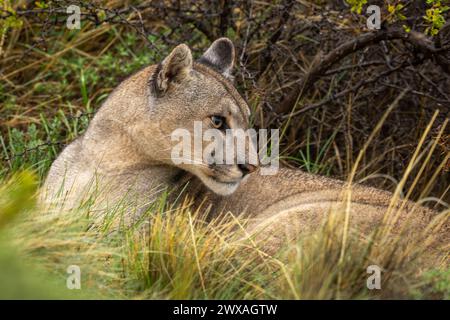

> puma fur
[41,38,448,254]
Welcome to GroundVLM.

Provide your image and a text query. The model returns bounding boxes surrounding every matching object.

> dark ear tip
[215,37,233,45]
[212,38,235,59]
[198,38,235,77]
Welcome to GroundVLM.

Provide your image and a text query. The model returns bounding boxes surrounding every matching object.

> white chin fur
[199,175,240,196]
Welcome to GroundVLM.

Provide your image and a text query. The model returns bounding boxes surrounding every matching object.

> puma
[41,38,448,254]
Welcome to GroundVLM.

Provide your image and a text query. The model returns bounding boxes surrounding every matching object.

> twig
[276,27,450,114]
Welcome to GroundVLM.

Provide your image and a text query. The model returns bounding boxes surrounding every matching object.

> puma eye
[210,115,226,129]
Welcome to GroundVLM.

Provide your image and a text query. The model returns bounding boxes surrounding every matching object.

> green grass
[0,24,168,180]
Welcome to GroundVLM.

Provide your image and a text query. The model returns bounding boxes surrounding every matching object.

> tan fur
[41,39,448,253]
[42,39,252,216]
[191,168,448,254]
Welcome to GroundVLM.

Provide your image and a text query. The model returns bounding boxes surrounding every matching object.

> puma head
[144,38,257,195]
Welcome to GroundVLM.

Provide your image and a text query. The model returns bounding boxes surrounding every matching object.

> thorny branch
[276,27,450,114]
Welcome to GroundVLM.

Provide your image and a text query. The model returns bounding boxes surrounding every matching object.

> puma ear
[152,44,193,96]
[198,38,235,79]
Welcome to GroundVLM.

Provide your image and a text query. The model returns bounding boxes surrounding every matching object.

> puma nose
[238,163,257,176]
